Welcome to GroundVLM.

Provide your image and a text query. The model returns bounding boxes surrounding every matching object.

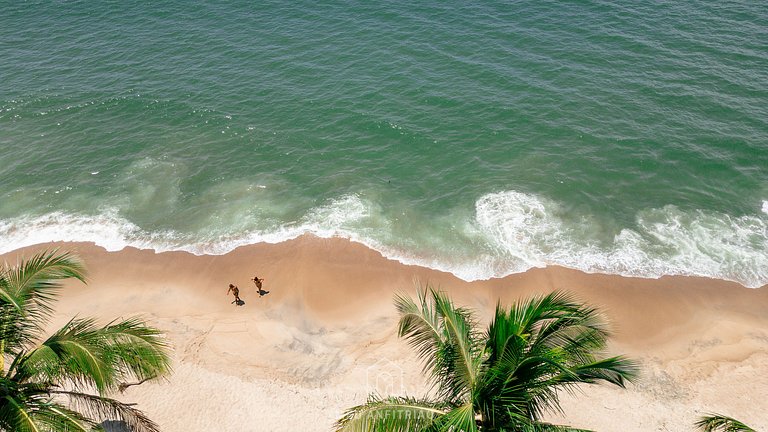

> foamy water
[2,191,766,288]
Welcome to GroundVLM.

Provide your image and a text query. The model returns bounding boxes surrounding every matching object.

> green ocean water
[1,1,767,286]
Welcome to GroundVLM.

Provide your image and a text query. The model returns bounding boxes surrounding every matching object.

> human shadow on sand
[99,420,129,432]
[257,289,270,297]
[232,299,245,306]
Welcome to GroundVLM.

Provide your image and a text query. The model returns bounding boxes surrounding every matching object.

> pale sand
[2,236,766,431]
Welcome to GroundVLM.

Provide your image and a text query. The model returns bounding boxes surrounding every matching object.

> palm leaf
[1,249,86,316]
[98,317,173,382]
[565,356,638,388]
[0,393,41,432]
[428,402,477,432]
[481,291,637,426]
[13,317,172,393]
[54,391,160,432]
[695,414,756,432]
[33,403,96,432]
[0,250,86,353]
[508,418,595,432]
[0,380,89,432]
[334,395,445,432]
[13,318,117,392]
[396,286,482,404]
[515,292,609,361]
[395,289,443,377]
[432,289,481,403]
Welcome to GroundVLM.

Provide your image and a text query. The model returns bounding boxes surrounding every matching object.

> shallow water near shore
[1,1,767,286]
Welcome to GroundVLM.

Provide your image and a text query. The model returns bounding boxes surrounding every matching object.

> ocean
[1,1,766,286]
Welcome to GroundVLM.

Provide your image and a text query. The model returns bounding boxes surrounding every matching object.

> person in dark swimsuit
[227,283,242,305]
[252,276,268,297]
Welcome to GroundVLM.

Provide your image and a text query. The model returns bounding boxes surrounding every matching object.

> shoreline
[2,208,767,289]
[2,236,767,431]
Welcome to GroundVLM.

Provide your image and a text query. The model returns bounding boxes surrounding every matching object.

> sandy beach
[3,236,766,432]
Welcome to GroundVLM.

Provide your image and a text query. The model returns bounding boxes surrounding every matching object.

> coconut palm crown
[336,287,638,432]
[0,250,172,432]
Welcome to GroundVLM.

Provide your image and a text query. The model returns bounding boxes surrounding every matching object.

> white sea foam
[0,195,374,256]
[472,191,768,288]
[0,210,154,255]
[1,192,766,288]
[762,200,768,215]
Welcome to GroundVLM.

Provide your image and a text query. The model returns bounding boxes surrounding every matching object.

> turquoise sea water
[1,1,767,286]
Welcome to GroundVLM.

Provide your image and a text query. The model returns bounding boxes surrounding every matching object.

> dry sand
[3,236,767,431]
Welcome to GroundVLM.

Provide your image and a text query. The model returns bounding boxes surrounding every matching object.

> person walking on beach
[252,275,268,297]
[227,283,242,305]
[252,275,264,289]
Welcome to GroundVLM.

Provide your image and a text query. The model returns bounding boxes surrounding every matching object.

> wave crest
[474,191,768,288]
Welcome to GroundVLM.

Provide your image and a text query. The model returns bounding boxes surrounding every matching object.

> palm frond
[0,384,77,432]
[0,393,37,432]
[13,317,117,392]
[481,291,636,425]
[429,402,478,432]
[334,395,445,432]
[486,301,528,365]
[34,403,96,432]
[695,414,756,432]
[516,292,609,360]
[54,390,161,432]
[514,420,595,431]
[507,291,571,339]
[396,287,464,401]
[396,287,482,404]
[395,289,443,377]
[0,250,86,352]
[13,316,172,393]
[479,353,571,423]
[565,356,639,388]
[99,317,173,382]
[432,289,481,402]
[497,411,595,432]
[2,249,86,315]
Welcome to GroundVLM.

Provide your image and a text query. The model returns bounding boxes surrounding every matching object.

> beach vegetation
[335,287,637,432]
[0,250,171,432]
[695,414,756,432]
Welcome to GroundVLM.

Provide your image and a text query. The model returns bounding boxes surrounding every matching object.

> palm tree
[695,414,756,432]
[0,250,172,432]
[336,287,638,432]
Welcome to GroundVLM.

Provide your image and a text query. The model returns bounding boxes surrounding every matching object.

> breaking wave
[1,191,766,288]
[472,191,768,288]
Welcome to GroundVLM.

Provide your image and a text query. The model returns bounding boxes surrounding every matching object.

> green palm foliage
[336,287,638,432]
[0,250,172,432]
[695,414,756,432]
